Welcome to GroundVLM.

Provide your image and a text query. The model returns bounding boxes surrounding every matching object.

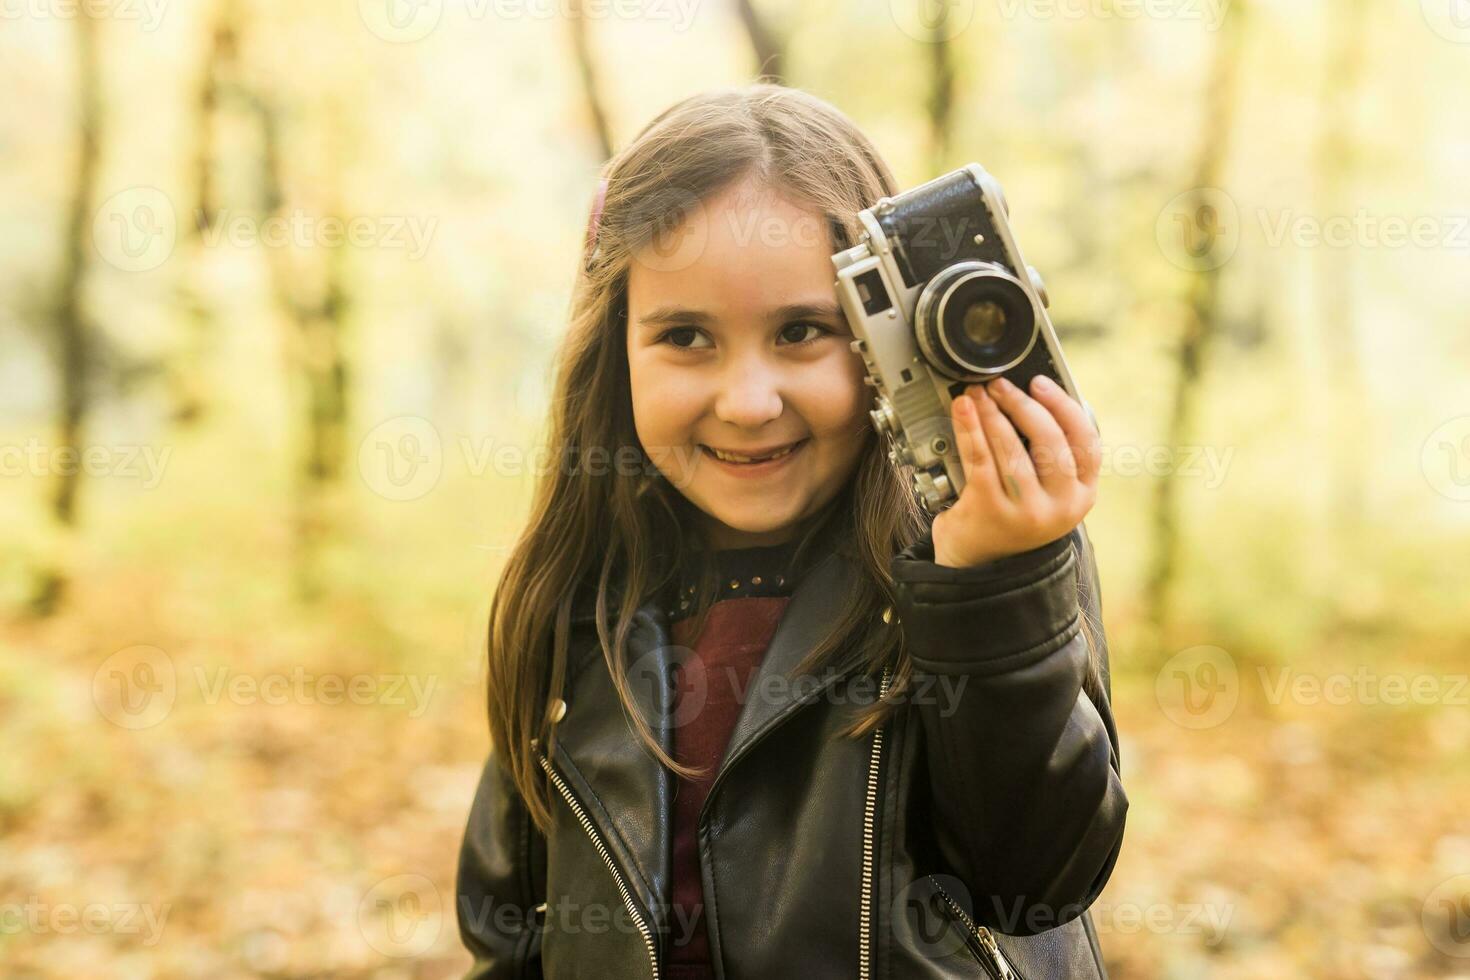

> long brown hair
[485,83,1101,835]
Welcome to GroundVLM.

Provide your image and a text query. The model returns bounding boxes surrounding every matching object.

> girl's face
[625,176,871,549]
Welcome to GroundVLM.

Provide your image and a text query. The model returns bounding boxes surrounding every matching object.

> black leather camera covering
[876,169,1008,287]
[877,170,1066,402]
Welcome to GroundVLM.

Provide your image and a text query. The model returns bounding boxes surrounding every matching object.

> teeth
[708,441,800,463]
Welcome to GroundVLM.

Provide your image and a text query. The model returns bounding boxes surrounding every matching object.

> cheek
[798,354,870,438]
[627,354,704,443]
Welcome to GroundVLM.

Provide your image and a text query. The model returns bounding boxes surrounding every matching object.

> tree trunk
[1314,0,1370,555]
[735,0,784,85]
[567,0,614,160]
[925,8,956,174]
[1144,3,1248,646]
[254,94,353,602]
[168,0,241,426]
[30,6,103,616]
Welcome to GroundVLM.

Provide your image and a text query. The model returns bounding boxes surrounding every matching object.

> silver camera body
[831,163,1089,514]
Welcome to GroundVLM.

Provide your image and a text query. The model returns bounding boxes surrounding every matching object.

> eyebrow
[636,301,844,330]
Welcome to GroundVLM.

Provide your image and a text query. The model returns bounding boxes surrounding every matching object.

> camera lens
[960,299,1008,346]
[915,262,1038,379]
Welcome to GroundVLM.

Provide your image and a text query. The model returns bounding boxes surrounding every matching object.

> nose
[713,357,785,430]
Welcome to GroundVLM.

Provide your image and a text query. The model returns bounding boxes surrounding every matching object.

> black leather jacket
[456,523,1128,978]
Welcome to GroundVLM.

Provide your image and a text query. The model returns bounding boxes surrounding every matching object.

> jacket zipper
[536,746,660,980]
[858,665,893,980]
[929,876,1026,980]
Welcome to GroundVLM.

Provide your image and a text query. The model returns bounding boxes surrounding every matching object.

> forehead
[626,177,838,319]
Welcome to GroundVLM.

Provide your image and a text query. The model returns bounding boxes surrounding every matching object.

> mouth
[699,438,810,470]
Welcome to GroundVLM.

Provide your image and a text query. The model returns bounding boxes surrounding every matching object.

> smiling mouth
[700,439,809,464]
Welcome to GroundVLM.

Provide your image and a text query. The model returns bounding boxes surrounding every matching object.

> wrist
[933,544,1008,569]
[931,534,1072,571]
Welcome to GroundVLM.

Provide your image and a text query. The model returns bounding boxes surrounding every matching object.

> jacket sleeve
[891,520,1127,936]
[455,751,547,979]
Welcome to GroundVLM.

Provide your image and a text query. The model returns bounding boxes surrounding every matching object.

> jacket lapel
[550,547,867,939]
[552,603,677,944]
[711,548,864,788]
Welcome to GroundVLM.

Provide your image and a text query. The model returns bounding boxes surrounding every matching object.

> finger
[1027,375,1101,488]
[1009,375,1081,487]
[972,383,1040,502]
[986,376,1072,494]
[951,390,1009,506]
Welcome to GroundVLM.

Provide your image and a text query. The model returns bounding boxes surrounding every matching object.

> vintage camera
[832,163,1091,514]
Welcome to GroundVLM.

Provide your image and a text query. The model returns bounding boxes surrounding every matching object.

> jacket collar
[564,545,865,774]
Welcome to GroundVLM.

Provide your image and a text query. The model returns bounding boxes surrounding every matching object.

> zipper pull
[976,928,1019,980]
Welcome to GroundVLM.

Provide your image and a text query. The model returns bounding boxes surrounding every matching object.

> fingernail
[1032,374,1056,393]
[992,377,1014,395]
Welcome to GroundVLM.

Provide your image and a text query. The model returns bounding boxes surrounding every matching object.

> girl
[457,84,1127,979]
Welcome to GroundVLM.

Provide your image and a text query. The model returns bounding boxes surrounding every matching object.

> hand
[930,374,1101,569]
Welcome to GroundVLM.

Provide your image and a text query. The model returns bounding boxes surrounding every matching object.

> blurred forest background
[3,0,1469,976]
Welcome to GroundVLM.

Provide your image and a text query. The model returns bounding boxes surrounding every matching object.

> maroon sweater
[664,540,802,980]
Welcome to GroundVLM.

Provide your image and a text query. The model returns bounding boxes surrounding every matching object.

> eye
[657,326,713,351]
[778,321,833,346]
[654,321,834,351]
